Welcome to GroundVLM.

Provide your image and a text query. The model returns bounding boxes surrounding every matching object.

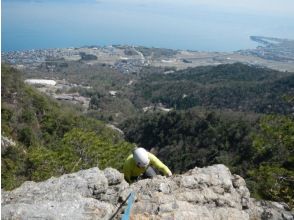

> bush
[248,166,294,208]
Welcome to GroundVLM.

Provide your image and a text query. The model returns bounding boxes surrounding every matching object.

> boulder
[1,167,118,220]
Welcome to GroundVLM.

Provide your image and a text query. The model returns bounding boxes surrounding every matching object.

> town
[2,36,294,74]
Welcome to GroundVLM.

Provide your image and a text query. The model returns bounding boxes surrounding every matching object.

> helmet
[133,148,150,168]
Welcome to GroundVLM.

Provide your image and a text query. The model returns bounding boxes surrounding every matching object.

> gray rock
[103,167,124,185]
[2,164,293,220]
[248,199,294,220]
[1,135,16,154]
[1,198,114,220]
[127,164,249,219]
[1,167,120,220]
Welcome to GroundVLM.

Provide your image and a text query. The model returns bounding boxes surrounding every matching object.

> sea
[2,0,294,52]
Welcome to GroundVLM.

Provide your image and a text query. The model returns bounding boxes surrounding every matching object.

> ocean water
[2,0,294,52]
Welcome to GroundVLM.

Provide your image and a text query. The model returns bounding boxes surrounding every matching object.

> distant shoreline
[2,35,293,54]
[2,36,294,72]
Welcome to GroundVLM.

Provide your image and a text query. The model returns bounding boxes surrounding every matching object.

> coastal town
[2,36,294,74]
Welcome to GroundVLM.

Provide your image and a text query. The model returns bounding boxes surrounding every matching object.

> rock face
[2,164,293,220]
[1,167,128,220]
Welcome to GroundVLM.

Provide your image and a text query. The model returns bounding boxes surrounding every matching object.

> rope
[108,192,135,220]
[121,192,135,220]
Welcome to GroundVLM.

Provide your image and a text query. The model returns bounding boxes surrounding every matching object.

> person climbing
[123,147,172,183]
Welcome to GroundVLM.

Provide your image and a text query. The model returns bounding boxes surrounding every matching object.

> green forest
[1,62,294,208]
[1,64,134,189]
[120,110,294,207]
[133,63,294,114]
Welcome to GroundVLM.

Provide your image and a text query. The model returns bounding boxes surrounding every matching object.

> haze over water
[2,0,294,52]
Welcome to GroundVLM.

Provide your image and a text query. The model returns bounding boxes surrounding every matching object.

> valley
[2,36,294,125]
[1,36,294,210]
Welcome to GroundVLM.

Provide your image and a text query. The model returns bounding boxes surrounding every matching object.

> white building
[24,79,57,86]
[109,91,118,96]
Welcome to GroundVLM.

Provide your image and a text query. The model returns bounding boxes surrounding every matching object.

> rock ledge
[2,165,293,220]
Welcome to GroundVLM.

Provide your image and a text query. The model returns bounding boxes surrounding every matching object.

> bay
[2,0,294,52]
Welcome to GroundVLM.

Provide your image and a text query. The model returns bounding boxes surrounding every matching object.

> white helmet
[133,148,150,168]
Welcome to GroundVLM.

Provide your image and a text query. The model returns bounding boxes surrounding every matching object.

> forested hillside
[1,64,134,190]
[119,64,294,208]
[2,62,294,208]
[120,110,294,207]
[133,63,294,114]
[18,62,294,124]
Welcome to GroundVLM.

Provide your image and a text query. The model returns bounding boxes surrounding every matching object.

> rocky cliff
[1,165,293,220]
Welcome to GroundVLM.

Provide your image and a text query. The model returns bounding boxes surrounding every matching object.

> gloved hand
[167,170,172,177]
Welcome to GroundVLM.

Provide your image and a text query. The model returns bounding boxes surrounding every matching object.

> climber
[123,147,172,183]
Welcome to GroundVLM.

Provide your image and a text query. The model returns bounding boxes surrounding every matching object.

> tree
[250,115,294,208]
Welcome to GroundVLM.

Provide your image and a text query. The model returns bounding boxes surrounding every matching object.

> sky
[4,0,294,16]
[125,0,294,14]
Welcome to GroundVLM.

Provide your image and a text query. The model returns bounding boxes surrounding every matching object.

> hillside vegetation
[120,109,294,207]
[133,63,293,114]
[120,63,294,207]
[2,62,294,208]
[19,61,294,124]
[1,64,133,190]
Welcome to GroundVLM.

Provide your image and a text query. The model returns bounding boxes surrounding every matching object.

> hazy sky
[99,0,294,15]
[4,0,294,15]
